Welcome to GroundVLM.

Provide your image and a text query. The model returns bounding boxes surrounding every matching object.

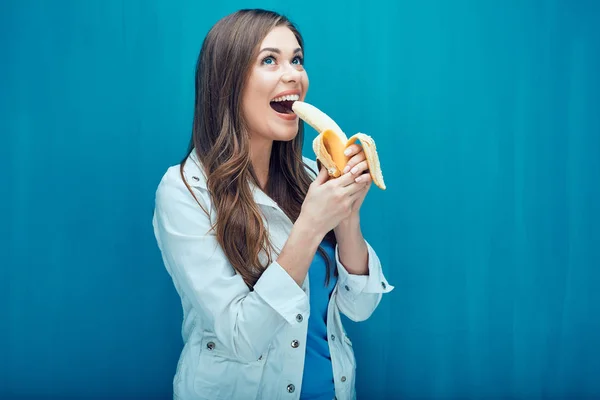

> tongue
[270,101,294,114]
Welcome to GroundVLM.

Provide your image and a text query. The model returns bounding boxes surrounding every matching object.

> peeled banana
[291,100,386,190]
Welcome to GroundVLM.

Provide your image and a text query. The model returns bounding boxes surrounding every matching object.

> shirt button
[341,376,347,382]
[381,281,387,289]
[330,334,335,341]
[296,314,303,323]
[192,176,200,181]
[291,340,299,348]
[206,341,215,350]
[344,285,350,291]
[287,384,295,393]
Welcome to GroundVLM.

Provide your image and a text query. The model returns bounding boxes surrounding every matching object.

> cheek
[251,70,275,93]
[245,76,272,111]
[243,78,265,116]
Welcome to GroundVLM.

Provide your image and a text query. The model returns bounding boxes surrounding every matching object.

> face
[242,26,309,146]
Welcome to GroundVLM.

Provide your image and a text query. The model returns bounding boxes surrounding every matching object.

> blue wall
[1,0,599,398]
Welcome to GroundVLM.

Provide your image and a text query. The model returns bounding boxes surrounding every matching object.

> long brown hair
[180,9,335,289]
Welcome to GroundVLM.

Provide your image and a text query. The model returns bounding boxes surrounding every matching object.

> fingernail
[343,166,350,174]
[351,166,359,174]
[344,148,351,156]
[355,176,362,182]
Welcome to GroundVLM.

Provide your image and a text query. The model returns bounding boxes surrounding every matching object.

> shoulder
[155,165,186,202]
[155,153,210,213]
[153,156,215,236]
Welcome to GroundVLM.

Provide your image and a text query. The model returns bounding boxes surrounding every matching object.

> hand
[299,166,370,238]
[340,143,372,214]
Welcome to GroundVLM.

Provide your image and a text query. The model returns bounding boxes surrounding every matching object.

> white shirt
[152,151,394,400]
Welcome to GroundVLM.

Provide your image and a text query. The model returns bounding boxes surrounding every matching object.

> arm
[303,155,393,320]
[278,217,323,285]
[153,170,319,363]
[334,216,369,275]
[333,214,393,322]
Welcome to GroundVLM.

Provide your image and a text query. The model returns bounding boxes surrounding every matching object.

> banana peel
[291,100,386,190]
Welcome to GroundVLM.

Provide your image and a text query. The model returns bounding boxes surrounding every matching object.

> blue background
[1,0,599,398]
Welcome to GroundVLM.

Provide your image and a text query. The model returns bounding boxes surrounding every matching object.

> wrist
[335,213,361,232]
[276,214,326,286]
[334,215,368,276]
[295,215,326,249]
[335,214,362,245]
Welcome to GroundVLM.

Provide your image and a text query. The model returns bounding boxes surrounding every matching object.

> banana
[292,100,386,190]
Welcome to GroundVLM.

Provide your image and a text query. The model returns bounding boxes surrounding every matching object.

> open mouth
[270,100,295,114]
[269,94,300,114]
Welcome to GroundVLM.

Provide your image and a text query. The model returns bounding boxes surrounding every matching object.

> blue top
[301,240,338,400]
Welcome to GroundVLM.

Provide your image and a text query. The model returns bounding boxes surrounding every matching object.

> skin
[242,26,371,285]
[242,26,308,188]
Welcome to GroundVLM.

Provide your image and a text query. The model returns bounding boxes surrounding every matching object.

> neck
[250,137,273,190]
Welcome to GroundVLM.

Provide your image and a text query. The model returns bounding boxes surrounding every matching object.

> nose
[281,62,302,83]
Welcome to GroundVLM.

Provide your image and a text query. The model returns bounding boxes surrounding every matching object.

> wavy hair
[180,9,336,289]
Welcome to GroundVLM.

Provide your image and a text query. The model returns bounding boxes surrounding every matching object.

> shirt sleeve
[152,168,309,363]
[302,156,394,321]
[334,236,394,322]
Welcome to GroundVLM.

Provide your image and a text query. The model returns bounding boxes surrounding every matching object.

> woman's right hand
[298,166,369,238]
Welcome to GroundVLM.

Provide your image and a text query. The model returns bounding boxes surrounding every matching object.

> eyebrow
[259,47,303,55]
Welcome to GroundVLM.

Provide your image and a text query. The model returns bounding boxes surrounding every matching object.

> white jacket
[152,151,394,400]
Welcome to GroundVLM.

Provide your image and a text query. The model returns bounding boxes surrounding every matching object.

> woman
[152,8,393,400]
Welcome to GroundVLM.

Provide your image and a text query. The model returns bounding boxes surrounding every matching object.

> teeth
[271,94,300,102]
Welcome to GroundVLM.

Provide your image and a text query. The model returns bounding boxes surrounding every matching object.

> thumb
[313,165,330,185]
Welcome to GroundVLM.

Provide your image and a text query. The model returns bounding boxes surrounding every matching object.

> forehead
[259,26,301,50]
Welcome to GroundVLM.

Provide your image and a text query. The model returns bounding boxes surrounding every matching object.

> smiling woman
[242,25,309,159]
[151,8,393,400]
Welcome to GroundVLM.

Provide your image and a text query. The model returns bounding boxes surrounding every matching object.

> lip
[273,109,298,121]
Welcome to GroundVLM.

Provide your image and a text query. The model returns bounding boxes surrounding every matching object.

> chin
[269,124,299,142]
[271,132,298,142]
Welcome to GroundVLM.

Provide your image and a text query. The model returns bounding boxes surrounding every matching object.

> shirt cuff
[253,261,310,325]
[335,240,394,300]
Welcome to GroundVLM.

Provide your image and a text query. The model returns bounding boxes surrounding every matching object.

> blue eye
[292,56,304,65]
[262,56,276,65]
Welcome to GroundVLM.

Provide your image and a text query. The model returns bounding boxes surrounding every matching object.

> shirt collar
[185,149,283,210]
